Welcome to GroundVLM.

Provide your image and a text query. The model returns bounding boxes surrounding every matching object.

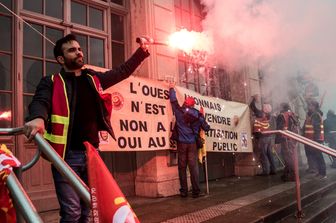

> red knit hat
[184,96,195,107]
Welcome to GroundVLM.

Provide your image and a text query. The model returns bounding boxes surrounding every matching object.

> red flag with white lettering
[84,141,140,223]
[0,144,21,223]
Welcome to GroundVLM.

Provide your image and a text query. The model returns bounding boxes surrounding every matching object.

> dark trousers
[305,144,326,176]
[259,136,276,174]
[177,142,200,195]
[281,139,297,178]
[305,145,318,172]
[52,150,90,223]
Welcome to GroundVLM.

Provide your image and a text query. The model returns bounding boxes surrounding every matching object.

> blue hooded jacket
[169,88,210,143]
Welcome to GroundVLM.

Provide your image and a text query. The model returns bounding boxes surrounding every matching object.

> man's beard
[64,56,84,70]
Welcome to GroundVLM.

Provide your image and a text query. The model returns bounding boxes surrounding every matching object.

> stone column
[135,150,180,197]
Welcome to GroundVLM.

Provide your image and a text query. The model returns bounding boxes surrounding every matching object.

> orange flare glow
[0,111,11,120]
[168,29,213,55]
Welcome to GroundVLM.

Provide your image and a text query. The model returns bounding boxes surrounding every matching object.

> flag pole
[273,145,285,167]
[204,156,209,194]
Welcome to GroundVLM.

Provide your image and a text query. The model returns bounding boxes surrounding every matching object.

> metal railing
[0,127,91,222]
[263,130,336,219]
[6,173,43,223]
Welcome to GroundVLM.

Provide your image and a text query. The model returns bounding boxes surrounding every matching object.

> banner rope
[0,2,55,46]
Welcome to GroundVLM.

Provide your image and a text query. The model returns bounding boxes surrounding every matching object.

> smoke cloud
[201,0,336,113]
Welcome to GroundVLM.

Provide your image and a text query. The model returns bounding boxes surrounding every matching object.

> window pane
[71,1,87,26]
[89,7,103,30]
[199,71,207,95]
[46,62,60,76]
[46,27,63,59]
[46,0,63,19]
[111,0,123,5]
[189,83,196,92]
[0,0,11,15]
[23,95,32,121]
[23,58,42,93]
[186,64,196,82]
[178,60,186,81]
[0,94,12,128]
[0,16,11,51]
[23,0,43,14]
[23,23,43,57]
[112,43,124,68]
[75,34,88,64]
[111,14,124,42]
[0,54,11,90]
[90,37,104,67]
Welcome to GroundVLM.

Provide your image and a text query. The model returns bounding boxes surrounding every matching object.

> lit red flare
[0,111,11,120]
[136,29,213,56]
[168,29,213,55]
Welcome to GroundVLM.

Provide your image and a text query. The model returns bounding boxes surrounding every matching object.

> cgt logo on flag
[112,197,136,223]
[85,142,139,223]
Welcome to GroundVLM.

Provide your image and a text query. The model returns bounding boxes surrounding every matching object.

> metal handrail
[6,173,43,223]
[0,127,25,136]
[0,126,41,171]
[0,127,91,222]
[263,130,336,219]
[34,133,91,205]
[265,130,336,157]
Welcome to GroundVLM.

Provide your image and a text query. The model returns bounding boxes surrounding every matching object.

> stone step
[280,187,336,223]
[254,175,336,223]
[210,174,336,223]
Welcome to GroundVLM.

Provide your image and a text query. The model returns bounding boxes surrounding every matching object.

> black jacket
[324,113,336,148]
[26,47,149,151]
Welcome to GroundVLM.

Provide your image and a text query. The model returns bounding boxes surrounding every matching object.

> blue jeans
[52,150,90,223]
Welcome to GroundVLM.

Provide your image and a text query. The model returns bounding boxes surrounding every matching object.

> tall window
[71,1,104,30]
[111,13,125,68]
[0,0,13,128]
[16,0,127,122]
[22,23,63,118]
[23,0,64,19]
[174,0,205,94]
[74,34,105,67]
[174,0,231,99]
[111,0,123,5]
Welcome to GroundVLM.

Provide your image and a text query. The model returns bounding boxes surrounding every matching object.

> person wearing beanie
[169,83,210,198]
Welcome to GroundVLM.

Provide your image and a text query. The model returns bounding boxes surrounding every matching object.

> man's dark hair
[53,34,78,59]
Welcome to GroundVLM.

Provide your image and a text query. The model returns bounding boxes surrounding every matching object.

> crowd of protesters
[250,94,334,182]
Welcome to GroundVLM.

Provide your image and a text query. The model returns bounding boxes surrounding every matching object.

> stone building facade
[0,0,261,220]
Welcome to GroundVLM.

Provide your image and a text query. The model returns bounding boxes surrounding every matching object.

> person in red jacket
[24,34,150,222]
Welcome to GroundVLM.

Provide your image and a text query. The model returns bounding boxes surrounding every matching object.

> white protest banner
[174,86,252,153]
[86,65,252,152]
[99,76,173,151]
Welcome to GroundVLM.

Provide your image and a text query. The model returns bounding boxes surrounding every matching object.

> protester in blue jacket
[169,83,210,198]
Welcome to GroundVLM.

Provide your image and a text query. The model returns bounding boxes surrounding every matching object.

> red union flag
[84,142,140,223]
[0,144,21,223]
